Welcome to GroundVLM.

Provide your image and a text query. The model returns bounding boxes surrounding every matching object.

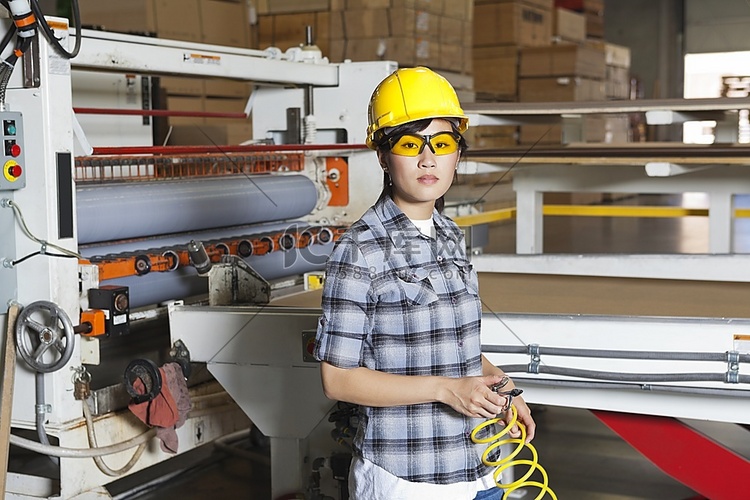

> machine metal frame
[460,100,750,497]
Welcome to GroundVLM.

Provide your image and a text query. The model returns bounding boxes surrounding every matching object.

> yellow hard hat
[366,67,469,149]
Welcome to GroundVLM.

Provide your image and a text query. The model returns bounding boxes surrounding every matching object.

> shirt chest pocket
[452,258,479,296]
[395,268,439,306]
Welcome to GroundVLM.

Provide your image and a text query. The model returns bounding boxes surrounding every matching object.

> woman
[314,67,535,500]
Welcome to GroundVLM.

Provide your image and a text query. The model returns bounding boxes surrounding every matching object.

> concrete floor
[107,192,750,500]
[112,404,705,500]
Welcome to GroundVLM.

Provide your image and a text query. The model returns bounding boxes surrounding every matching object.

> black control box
[88,285,130,337]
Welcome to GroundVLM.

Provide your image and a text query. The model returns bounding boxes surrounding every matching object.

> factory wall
[685,0,750,54]
[604,0,683,102]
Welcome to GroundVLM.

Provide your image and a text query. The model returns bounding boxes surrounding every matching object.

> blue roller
[76,175,318,244]
[79,222,296,258]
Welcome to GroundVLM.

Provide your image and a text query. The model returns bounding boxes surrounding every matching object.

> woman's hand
[441,374,511,419]
[502,396,535,443]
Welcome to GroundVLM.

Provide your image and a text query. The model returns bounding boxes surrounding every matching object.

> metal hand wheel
[15,300,76,373]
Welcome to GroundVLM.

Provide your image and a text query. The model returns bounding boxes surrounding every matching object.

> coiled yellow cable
[471,405,557,500]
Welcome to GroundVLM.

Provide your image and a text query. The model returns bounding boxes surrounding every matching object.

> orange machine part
[325,157,349,206]
[83,226,349,280]
[80,310,106,337]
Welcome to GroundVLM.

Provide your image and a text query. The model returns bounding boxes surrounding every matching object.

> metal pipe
[483,345,749,363]
[74,107,247,119]
[500,364,750,384]
[90,143,369,155]
[35,373,58,465]
[467,145,750,159]
[508,376,750,398]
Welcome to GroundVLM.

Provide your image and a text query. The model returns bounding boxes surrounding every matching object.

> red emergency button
[4,161,22,182]
[7,164,22,178]
[10,143,21,157]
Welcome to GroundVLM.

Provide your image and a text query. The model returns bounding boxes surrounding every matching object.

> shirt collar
[374,195,463,248]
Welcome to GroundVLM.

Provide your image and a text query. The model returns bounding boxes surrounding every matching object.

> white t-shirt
[410,217,436,239]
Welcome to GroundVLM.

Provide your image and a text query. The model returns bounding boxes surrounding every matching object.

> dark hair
[372,118,468,213]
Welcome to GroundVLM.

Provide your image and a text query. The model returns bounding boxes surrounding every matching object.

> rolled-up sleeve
[314,237,373,368]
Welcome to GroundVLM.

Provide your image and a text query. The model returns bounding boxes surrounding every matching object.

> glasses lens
[390,132,460,157]
[390,134,426,157]
[428,132,459,156]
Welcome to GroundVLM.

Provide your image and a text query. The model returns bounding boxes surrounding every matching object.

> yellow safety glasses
[388,131,461,157]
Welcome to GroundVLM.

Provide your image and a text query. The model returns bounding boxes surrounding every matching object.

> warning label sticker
[183,53,221,65]
[733,334,750,353]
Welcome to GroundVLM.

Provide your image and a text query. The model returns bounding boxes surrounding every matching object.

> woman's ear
[376,150,389,170]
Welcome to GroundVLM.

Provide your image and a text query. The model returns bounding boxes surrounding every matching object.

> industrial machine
[0,7,392,498]
[0,3,749,500]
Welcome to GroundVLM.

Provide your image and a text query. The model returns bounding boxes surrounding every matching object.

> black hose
[0,19,16,53]
[30,0,81,59]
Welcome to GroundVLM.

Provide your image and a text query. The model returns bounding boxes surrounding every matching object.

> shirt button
[458,340,463,347]
[437,255,444,262]
[451,297,457,304]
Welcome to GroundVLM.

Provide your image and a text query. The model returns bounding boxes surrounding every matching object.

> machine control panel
[0,111,25,190]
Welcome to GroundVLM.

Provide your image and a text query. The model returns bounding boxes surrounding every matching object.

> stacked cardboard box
[518,43,606,103]
[80,0,255,145]
[256,10,337,59]
[552,6,585,44]
[472,0,553,101]
[553,0,603,39]
[592,41,632,100]
[80,0,252,47]
[256,1,472,74]
[464,125,518,149]
[599,41,632,142]
[255,0,330,15]
[515,9,634,145]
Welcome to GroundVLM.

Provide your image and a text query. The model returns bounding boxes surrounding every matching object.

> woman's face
[381,118,459,216]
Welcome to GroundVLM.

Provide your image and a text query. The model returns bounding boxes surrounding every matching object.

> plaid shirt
[315,195,486,484]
